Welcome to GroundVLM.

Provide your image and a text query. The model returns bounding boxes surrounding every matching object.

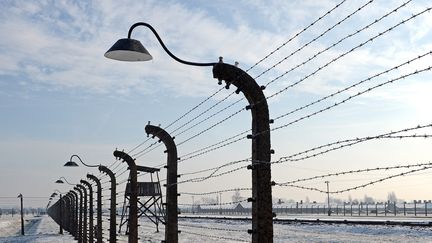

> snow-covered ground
[0,215,75,242]
[2,215,432,242]
[134,217,432,242]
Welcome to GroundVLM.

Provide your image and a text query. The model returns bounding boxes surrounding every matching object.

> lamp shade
[104,38,152,61]
[55,179,64,184]
[64,161,79,167]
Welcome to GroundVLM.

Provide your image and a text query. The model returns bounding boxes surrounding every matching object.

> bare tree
[232,188,243,202]
[387,192,397,202]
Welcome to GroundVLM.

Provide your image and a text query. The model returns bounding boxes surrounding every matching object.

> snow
[1,214,432,242]
[0,215,75,242]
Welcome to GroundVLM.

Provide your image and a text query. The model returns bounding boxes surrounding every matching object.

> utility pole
[325,181,331,216]
[18,194,24,235]
[219,193,222,215]
[192,196,194,214]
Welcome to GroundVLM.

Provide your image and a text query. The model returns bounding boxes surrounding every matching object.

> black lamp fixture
[105,22,216,66]
[64,154,99,168]
[55,177,75,185]
[105,38,152,62]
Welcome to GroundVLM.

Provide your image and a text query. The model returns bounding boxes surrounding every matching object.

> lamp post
[64,154,100,168]
[64,154,101,242]
[98,165,117,243]
[74,186,84,243]
[18,194,24,235]
[113,150,138,243]
[63,155,102,242]
[145,125,179,243]
[87,174,103,243]
[76,184,88,243]
[70,190,79,240]
[105,22,273,243]
[81,180,94,243]
[325,181,331,216]
[51,191,64,234]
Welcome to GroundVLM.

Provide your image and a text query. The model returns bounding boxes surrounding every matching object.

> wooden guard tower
[119,165,165,234]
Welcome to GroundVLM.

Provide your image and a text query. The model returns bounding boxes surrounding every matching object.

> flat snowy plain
[1,215,432,242]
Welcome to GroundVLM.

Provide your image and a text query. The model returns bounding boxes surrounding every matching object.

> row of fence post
[187,201,430,217]
[47,125,180,243]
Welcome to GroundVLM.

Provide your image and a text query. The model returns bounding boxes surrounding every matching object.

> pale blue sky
[1,0,432,207]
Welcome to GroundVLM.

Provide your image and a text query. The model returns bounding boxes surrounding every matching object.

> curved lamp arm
[105,22,217,66]
[57,176,76,185]
[67,154,99,168]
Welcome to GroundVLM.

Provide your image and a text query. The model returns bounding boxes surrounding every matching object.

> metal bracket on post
[145,125,179,243]
[213,61,273,243]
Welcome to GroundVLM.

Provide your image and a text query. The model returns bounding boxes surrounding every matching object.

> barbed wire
[130,0,349,161]
[276,165,432,194]
[151,0,381,153]
[175,165,248,185]
[177,107,246,146]
[259,0,379,84]
[176,124,432,183]
[173,50,432,165]
[180,187,252,196]
[267,66,432,136]
[247,0,347,74]
[124,2,388,163]
[276,161,432,186]
[171,92,238,134]
[179,198,248,206]
[271,123,432,164]
[180,158,251,177]
[138,3,430,161]
[273,49,432,122]
[265,6,432,102]
[127,87,226,155]
[178,129,250,161]
[173,98,244,138]
[157,0,350,150]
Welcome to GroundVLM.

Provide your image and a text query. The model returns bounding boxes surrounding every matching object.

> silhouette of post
[18,194,24,235]
[325,181,331,216]
[87,174,103,243]
[74,187,84,243]
[59,193,63,234]
[213,59,273,243]
[99,165,117,243]
[64,193,74,234]
[70,190,79,240]
[76,185,88,243]
[81,180,94,243]
[145,124,178,243]
[113,150,138,243]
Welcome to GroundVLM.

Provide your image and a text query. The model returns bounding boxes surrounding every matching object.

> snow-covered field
[1,215,432,242]
[134,216,432,242]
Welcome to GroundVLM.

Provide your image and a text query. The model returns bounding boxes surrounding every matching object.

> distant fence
[182,201,432,217]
